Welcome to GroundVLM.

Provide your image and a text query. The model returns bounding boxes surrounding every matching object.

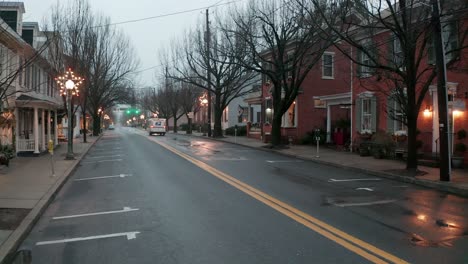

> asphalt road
[22,127,468,263]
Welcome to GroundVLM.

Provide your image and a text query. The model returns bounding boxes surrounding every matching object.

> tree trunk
[406,111,418,174]
[213,96,223,137]
[173,116,178,133]
[271,114,282,146]
[187,114,192,134]
[92,114,100,136]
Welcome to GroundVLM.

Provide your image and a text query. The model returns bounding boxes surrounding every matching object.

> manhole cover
[0,208,30,230]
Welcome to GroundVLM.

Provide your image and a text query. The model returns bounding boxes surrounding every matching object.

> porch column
[33,106,39,154]
[47,110,51,144]
[431,87,439,155]
[41,109,46,151]
[54,111,58,146]
[326,104,331,143]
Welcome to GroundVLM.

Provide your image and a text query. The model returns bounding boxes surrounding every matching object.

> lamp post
[56,69,83,160]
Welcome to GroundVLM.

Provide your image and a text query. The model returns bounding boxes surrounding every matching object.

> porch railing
[17,139,35,151]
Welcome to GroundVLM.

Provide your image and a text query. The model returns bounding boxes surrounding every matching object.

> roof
[0,2,25,13]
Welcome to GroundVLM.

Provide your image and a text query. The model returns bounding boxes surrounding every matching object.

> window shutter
[427,34,435,65]
[371,96,378,133]
[369,40,377,73]
[387,95,395,134]
[387,35,394,67]
[355,97,362,132]
[356,49,362,77]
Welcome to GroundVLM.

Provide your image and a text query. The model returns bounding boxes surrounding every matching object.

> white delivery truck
[147,118,167,136]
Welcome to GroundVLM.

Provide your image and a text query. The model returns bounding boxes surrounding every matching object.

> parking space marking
[86,154,124,159]
[266,160,303,163]
[328,178,382,182]
[81,159,123,164]
[355,187,374,192]
[53,207,139,220]
[74,174,132,181]
[333,200,396,207]
[36,231,141,246]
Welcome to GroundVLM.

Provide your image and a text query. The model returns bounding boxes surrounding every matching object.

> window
[286,52,293,79]
[358,41,375,77]
[262,61,272,85]
[265,98,273,124]
[361,98,372,132]
[428,21,458,64]
[393,37,403,67]
[322,52,334,79]
[282,101,296,127]
[393,100,406,133]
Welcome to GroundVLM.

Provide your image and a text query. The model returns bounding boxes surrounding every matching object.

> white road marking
[82,159,123,164]
[328,178,382,182]
[52,207,139,220]
[202,157,247,161]
[86,154,124,159]
[334,199,396,207]
[266,160,303,163]
[74,174,132,181]
[35,231,141,246]
[355,187,374,192]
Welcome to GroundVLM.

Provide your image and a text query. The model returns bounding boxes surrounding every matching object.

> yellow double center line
[153,139,409,264]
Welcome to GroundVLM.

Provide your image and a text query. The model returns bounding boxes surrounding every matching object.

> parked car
[147,118,166,136]
[108,124,115,130]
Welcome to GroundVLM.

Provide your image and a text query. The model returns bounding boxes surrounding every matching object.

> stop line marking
[52,207,139,220]
[86,154,124,159]
[36,231,141,246]
[74,174,132,181]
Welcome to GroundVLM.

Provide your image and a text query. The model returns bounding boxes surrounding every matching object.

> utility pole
[432,0,451,181]
[206,9,212,137]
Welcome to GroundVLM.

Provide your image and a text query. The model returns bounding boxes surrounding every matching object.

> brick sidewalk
[0,136,100,263]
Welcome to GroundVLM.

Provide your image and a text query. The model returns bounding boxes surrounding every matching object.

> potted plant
[0,145,14,167]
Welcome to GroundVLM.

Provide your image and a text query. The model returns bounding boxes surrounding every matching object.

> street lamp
[199,94,208,136]
[56,68,83,160]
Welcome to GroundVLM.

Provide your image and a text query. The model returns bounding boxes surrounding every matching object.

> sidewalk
[173,131,468,197]
[0,136,100,263]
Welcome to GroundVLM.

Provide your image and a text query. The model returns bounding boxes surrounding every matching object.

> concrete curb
[173,133,468,198]
[0,135,103,264]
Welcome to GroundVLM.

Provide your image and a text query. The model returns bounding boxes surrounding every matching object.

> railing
[17,139,35,151]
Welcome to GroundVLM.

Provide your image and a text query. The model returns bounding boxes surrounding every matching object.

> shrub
[225,125,247,136]
[179,123,198,131]
[370,131,395,159]
[454,142,466,156]
[457,129,467,140]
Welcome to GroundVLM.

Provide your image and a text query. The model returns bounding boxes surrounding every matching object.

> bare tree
[178,82,203,134]
[49,0,138,137]
[227,0,332,146]
[308,0,468,173]
[169,12,258,137]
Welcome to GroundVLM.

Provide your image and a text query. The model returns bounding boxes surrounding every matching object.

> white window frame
[393,100,406,135]
[322,52,334,79]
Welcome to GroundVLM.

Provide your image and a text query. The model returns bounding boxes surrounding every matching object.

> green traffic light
[126,110,130,114]
[135,110,140,114]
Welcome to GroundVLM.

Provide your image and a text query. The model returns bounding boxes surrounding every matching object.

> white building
[0,2,63,155]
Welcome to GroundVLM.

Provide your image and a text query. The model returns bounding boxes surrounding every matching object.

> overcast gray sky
[19,0,235,87]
